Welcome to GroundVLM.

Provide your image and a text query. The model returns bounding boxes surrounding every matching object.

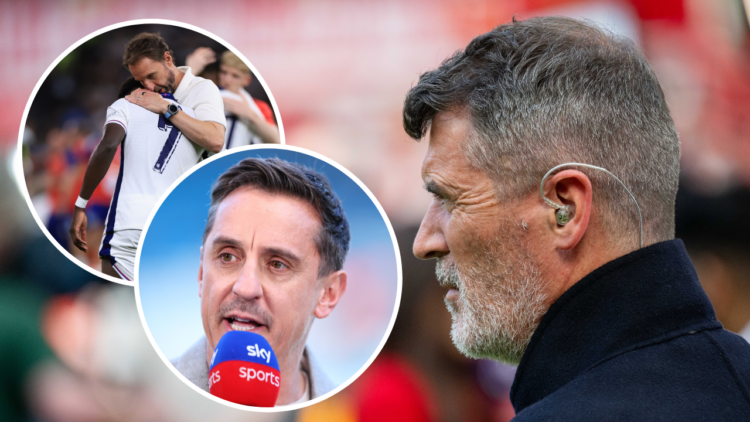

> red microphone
[209,331,281,407]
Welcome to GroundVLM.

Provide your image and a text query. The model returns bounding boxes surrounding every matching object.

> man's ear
[242,73,252,88]
[198,246,204,298]
[163,51,173,67]
[314,270,347,319]
[543,169,593,250]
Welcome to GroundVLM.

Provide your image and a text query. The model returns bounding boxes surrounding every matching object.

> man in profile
[405,17,750,419]
[172,157,349,405]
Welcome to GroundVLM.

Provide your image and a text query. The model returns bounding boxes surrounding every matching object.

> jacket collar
[510,239,720,412]
[303,347,336,398]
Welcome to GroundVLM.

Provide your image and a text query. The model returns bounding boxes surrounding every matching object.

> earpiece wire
[540,162,643,249]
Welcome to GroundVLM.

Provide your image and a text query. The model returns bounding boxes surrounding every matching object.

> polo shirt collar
[173,66,194,102]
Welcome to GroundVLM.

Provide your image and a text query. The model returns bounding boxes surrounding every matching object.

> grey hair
[403,16,680,246]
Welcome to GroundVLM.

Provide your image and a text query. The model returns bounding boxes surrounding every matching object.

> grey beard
[435,233,549,365]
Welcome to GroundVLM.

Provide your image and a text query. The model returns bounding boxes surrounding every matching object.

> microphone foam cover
[208,330,281,407]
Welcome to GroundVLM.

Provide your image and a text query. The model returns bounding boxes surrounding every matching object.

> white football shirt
[101,96,204,234]
[221,88,266,148]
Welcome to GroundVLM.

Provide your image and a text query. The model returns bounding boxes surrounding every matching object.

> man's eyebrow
[263,246,302,265]
[211,236,243,249]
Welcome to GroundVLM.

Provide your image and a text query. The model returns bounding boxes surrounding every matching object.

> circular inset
[135,145,401,411]
[17,19,282,284]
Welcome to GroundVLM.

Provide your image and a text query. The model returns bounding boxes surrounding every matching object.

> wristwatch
[165,103,180,119]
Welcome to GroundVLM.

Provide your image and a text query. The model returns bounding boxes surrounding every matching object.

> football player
[186,48,279,147]
[69,77,205,281]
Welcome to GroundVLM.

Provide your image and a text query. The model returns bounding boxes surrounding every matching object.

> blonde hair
[221,50,250,74]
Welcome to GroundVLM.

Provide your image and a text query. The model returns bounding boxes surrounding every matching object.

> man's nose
[143,80,156,92]
[232,261,263,300]
[413,201,449,260]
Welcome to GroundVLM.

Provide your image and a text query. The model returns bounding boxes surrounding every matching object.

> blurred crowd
[3,0,750,421]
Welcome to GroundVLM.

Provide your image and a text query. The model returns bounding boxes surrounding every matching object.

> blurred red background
[1,0,750,421]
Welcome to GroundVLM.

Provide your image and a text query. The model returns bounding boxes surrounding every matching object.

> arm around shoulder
[172,81,226,153]
[168,112,225,153]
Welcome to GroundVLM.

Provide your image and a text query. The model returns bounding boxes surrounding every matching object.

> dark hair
[203,157,350,278]
[123,32,174,67]
[403,16,680,247]
[117,77,144,99]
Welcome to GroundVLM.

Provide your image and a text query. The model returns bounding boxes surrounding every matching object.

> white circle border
[134,144,403,412]
[14,18,285,286]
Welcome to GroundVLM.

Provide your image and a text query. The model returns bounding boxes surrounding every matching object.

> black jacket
[511,240,750,421]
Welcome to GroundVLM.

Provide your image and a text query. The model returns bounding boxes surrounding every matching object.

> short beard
[435,224,549,364]
[154,65,176,94]
[164,68,176,93]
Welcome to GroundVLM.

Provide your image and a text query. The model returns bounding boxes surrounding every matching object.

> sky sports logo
[209,369,221,388]
[210,343,273,366]
[210,347,219,367]
[239,366,280,387]
[247,344,272,364]
[208,366,280,389]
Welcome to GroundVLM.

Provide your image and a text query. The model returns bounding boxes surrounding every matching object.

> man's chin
[449,316,526,365]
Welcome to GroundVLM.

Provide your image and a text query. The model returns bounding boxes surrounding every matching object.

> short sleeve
[192,81,227,128]
[105,99,129,132]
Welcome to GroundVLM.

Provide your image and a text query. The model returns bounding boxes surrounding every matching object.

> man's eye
[270,260,288,270]
[432,192,449,204]
[220,253,236,262]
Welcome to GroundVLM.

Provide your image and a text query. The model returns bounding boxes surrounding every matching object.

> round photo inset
[18,19,281,285]
[136,146,401,411]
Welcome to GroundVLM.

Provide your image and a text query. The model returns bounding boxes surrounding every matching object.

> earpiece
[540,162,643,248]
[555,205,572,226]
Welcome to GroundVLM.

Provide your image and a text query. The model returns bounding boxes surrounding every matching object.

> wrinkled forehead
[422,109,476,176]
[421,109,509,202]
[209,187,323,250]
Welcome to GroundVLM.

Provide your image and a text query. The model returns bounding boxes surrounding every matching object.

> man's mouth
[224,316,266,332]
[435,258,461,300]
[446,288,459,301]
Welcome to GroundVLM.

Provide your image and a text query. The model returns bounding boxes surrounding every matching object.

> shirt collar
[290,366,311,405]
[173,66,194,102]
[739,321,750,344]
[510,239,720,412]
